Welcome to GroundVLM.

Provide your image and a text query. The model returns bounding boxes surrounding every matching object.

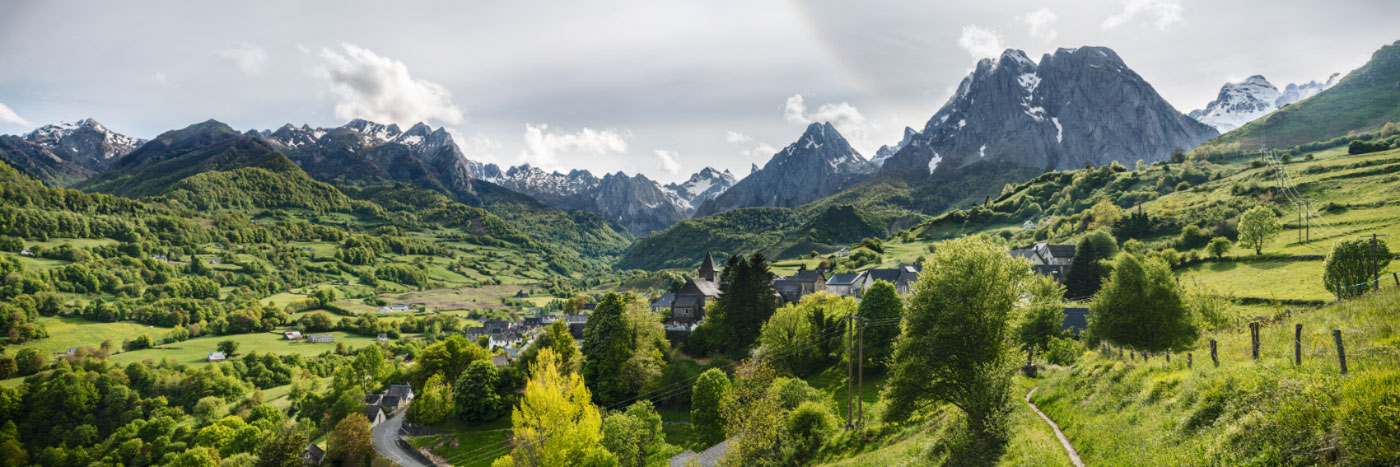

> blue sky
[1,0,1396,183]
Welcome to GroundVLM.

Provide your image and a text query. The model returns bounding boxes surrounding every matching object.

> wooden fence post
[1210,339,1218,367]
[1250,322,1260,360]
[1333,329,1347,375]
[1188,353,1193,368]
[1393,272,1398,288]
[1166,351,1171,362]
[1294,324,1302,366]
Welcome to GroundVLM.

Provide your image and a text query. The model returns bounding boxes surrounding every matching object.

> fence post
[1250,322,1260,360]
[1210,339,1218,367]
[1294,324,1302,366]
[1333,329,1347,375]
[1393,272,1398,288]
[1166,351,1171,363]
[1188,353,1193,368]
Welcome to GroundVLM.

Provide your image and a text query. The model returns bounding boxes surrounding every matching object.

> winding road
[371,408,430,467]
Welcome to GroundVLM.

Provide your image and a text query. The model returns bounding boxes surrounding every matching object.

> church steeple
[698,253,718,282]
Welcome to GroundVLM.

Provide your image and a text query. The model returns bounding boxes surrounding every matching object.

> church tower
[698,253,718,283]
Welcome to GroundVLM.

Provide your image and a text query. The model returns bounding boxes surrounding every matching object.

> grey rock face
[882,47,1218,176]
[484,164,710,236]
[257,119,486,195]
[695,122,871,217]
[1188,75,1282,133]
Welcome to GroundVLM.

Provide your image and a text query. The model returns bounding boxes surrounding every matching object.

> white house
[208,352,226,362]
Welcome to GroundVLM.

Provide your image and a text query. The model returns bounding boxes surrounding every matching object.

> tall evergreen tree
[707,252,779,356]
[582,292,632,405]
[1065,231,1116,299]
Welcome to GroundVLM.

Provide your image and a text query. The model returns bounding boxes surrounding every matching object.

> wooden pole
[1250,322,1260,360]
[1188,353,1193,368]
[1210,339,1218,367]
[1294,324,1302,366]
[1372,234,1380,291]
[845,315,853,429]
[1333,329,1347,375]
[857,317,864,426]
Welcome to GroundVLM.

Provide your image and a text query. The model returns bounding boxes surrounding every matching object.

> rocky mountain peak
[882,45,1216,176]
[1188,75,1283,133]
[695,123,871,216]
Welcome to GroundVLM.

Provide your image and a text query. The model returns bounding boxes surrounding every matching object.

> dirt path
[1025,387,1085,467]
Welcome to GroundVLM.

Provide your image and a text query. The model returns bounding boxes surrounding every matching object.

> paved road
[371,409,430,467]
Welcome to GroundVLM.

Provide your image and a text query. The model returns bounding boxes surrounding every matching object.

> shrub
[1044,337,1083,366]
[786,401,837,455]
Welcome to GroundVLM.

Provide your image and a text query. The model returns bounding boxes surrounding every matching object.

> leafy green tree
[582,292,631,404]
[515,321,579,376]
[719,360,784,466]
[1208,237,1233,260]
[351,345,386,393]
[327,413,374,467]
[216,340,239,357]
[169,447,220,467]
[786,401,837,460]
[411,373,454,425]
[1324,238,1392,298]
[1088,253,1197,353]
[690,368,731,446]
[601,401,666,467]
[1238,206,1282,255]
[416,335,489,386]
[703,252,779,356]
[494,349,614,467]
[759,292,855,376]
[13,348,44,375]
[882,236,1027,454]
[455,360,502,425]
[1017,275,1065,362]
[856,280,903,369]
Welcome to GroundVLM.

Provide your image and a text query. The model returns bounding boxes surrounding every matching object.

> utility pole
[857,317,864,426]
[845,314,853,429]
[1305,201,1312,242]
[1358,234,1389,292]
[1296,203,1302,243]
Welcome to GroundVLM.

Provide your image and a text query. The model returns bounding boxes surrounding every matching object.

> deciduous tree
[1238,206,1282,255]
[493,349,613,467]
[455,360,502,425]
[1088,253,1197,353]
[690,368,731,446]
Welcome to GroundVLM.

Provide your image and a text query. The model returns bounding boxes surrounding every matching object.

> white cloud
[318,43,464,127]
[782,93,875,153]
[655,149,683,175]
[519,123,628,170]
[1102,0,1183,31]
[739,143,778,160]
[725,130,752,144]
[451,129,503,164]
[0,102,30,127]
[153,71,171,87]
[218,41,268,75]
[1019,8,1059,42]
[957,24,1004,59]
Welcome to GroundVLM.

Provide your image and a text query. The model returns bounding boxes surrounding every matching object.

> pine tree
[856,280,903,369]
[582,292,631,405]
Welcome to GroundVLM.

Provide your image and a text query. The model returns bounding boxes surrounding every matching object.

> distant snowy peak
[1188,73,1340,133]
[1276,72,1340,107]
[872,127,917,167]
[342,119,402,142]
[24,118,145,161]
[1188,75,1282,133]
[665,167,737,205]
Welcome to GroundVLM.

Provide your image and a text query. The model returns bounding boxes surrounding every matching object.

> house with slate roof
[825,273,863,297]
[670,253,721,324]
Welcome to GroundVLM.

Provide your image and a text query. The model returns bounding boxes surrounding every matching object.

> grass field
[108,330,380,367]
[1030,286,1400,466]
[411,417,514,467]
[0,316,165,356]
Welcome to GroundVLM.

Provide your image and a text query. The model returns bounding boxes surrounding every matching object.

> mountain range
[4,39,1397,271]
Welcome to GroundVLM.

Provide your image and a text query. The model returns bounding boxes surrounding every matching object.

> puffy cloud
[0,102,29,127]
[957,24,1004,59]
[782,93,875,153]
[1102,0,1183,31]
[519,123,628,170]
[725,130,753,144]
[318,43,464,127]
[218,42,268,75]
[1019,8,1059,42]
[655,149,683,175]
